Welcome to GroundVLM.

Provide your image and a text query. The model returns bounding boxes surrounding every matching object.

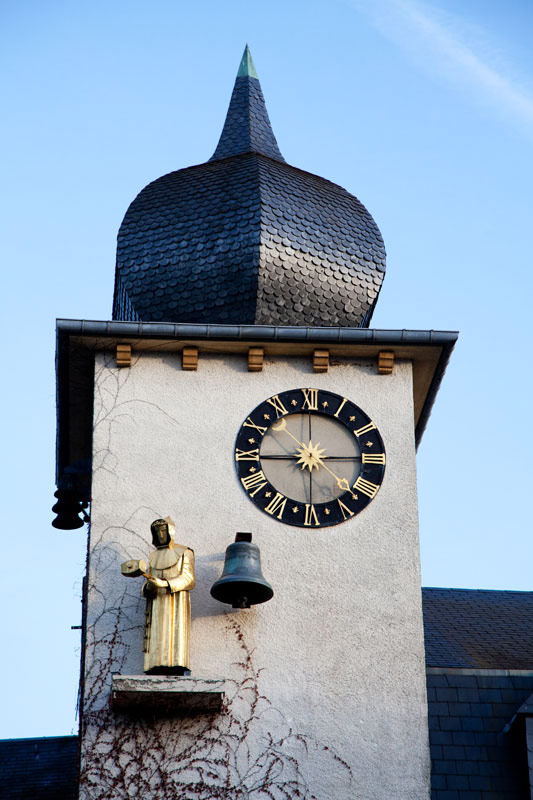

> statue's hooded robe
[142,541,195,673]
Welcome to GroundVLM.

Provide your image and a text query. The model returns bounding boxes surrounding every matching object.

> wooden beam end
[248,347,264,372]
[378,351,394,375]
[182,347,198,371]
[313,349,329,373]
[116,344,132,368]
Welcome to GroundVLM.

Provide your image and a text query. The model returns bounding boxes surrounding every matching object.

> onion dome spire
[210,45,284,162]
[113,48,386,327]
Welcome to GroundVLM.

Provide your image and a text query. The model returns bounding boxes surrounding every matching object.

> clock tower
[55,47,456,799]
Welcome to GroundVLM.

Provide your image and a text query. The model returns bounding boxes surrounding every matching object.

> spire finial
[237,45,258,79]
[209,46,285,163]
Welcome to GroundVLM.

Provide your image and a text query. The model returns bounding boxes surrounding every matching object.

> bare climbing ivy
[79,617,352,800]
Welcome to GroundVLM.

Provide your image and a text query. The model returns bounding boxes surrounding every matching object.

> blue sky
[1,0,532,738]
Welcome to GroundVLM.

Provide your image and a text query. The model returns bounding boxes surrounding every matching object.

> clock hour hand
[272,418,322,472]
[271,417,307,450]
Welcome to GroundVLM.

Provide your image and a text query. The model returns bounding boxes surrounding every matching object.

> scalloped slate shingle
[112,48,386,326]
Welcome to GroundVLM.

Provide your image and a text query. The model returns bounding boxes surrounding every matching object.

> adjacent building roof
[0,736,79,800]
[423,589,533,798]
[113,47,386,328]
[423,588,533,670]
[427,670,532,799]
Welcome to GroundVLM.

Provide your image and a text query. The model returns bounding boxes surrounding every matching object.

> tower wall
[81,349,430,799]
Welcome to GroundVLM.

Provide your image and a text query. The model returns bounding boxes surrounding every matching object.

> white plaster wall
[82,350,430,799]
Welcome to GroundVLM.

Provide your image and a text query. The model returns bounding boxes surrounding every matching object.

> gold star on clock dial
[366,441,373,447]
[349,416,355,422]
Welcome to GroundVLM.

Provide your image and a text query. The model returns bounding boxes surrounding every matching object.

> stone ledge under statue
[111,674,226,714]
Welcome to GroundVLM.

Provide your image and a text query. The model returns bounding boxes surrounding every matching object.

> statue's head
[151,518,171,548]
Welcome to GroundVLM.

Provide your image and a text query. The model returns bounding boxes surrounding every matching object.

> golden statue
[121,518,195,675]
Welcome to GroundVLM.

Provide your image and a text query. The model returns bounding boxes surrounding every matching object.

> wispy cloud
[349,0,533,128]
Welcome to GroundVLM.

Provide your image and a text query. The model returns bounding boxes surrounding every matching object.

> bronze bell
[210,533,273,609]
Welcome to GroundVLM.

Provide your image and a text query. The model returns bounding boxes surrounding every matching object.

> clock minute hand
[313,455,351,494]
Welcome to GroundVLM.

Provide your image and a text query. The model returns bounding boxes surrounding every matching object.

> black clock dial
[234,388,386,528]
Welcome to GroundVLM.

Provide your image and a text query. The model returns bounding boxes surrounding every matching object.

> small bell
[51,488,87,530]
[210,533,273,609]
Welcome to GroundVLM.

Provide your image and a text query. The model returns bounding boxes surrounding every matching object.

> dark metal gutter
[57,318,458,348]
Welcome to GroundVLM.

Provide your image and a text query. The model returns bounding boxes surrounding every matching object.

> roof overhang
[55,319,457,487]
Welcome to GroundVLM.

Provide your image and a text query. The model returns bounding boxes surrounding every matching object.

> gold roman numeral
[266,394,289,418]
[241,470,268,497]
[303,504,319,526]
[265,492,287,519]
[353,421,377,437]
[337,498,355,520]
[301,388,319,411]
[361,453,386,465]
[243,417,267,435]
[352,476,380,498]
[235,448,259,461]
[333,397,348,418]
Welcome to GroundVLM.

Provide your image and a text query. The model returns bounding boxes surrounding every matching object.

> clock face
[234,388,386,528]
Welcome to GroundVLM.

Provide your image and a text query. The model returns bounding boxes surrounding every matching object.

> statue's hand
[146,576,168,590]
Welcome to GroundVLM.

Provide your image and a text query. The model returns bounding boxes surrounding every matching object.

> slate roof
[424,589,533,799]
[113,47,386,327]
[427,671,532,799]
[423,588,533,669]
[0,736,79,800]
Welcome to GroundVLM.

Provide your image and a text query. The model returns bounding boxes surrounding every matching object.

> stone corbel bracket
[111,674,226,714]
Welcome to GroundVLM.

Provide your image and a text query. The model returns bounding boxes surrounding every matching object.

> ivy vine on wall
[80,617,352,799]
